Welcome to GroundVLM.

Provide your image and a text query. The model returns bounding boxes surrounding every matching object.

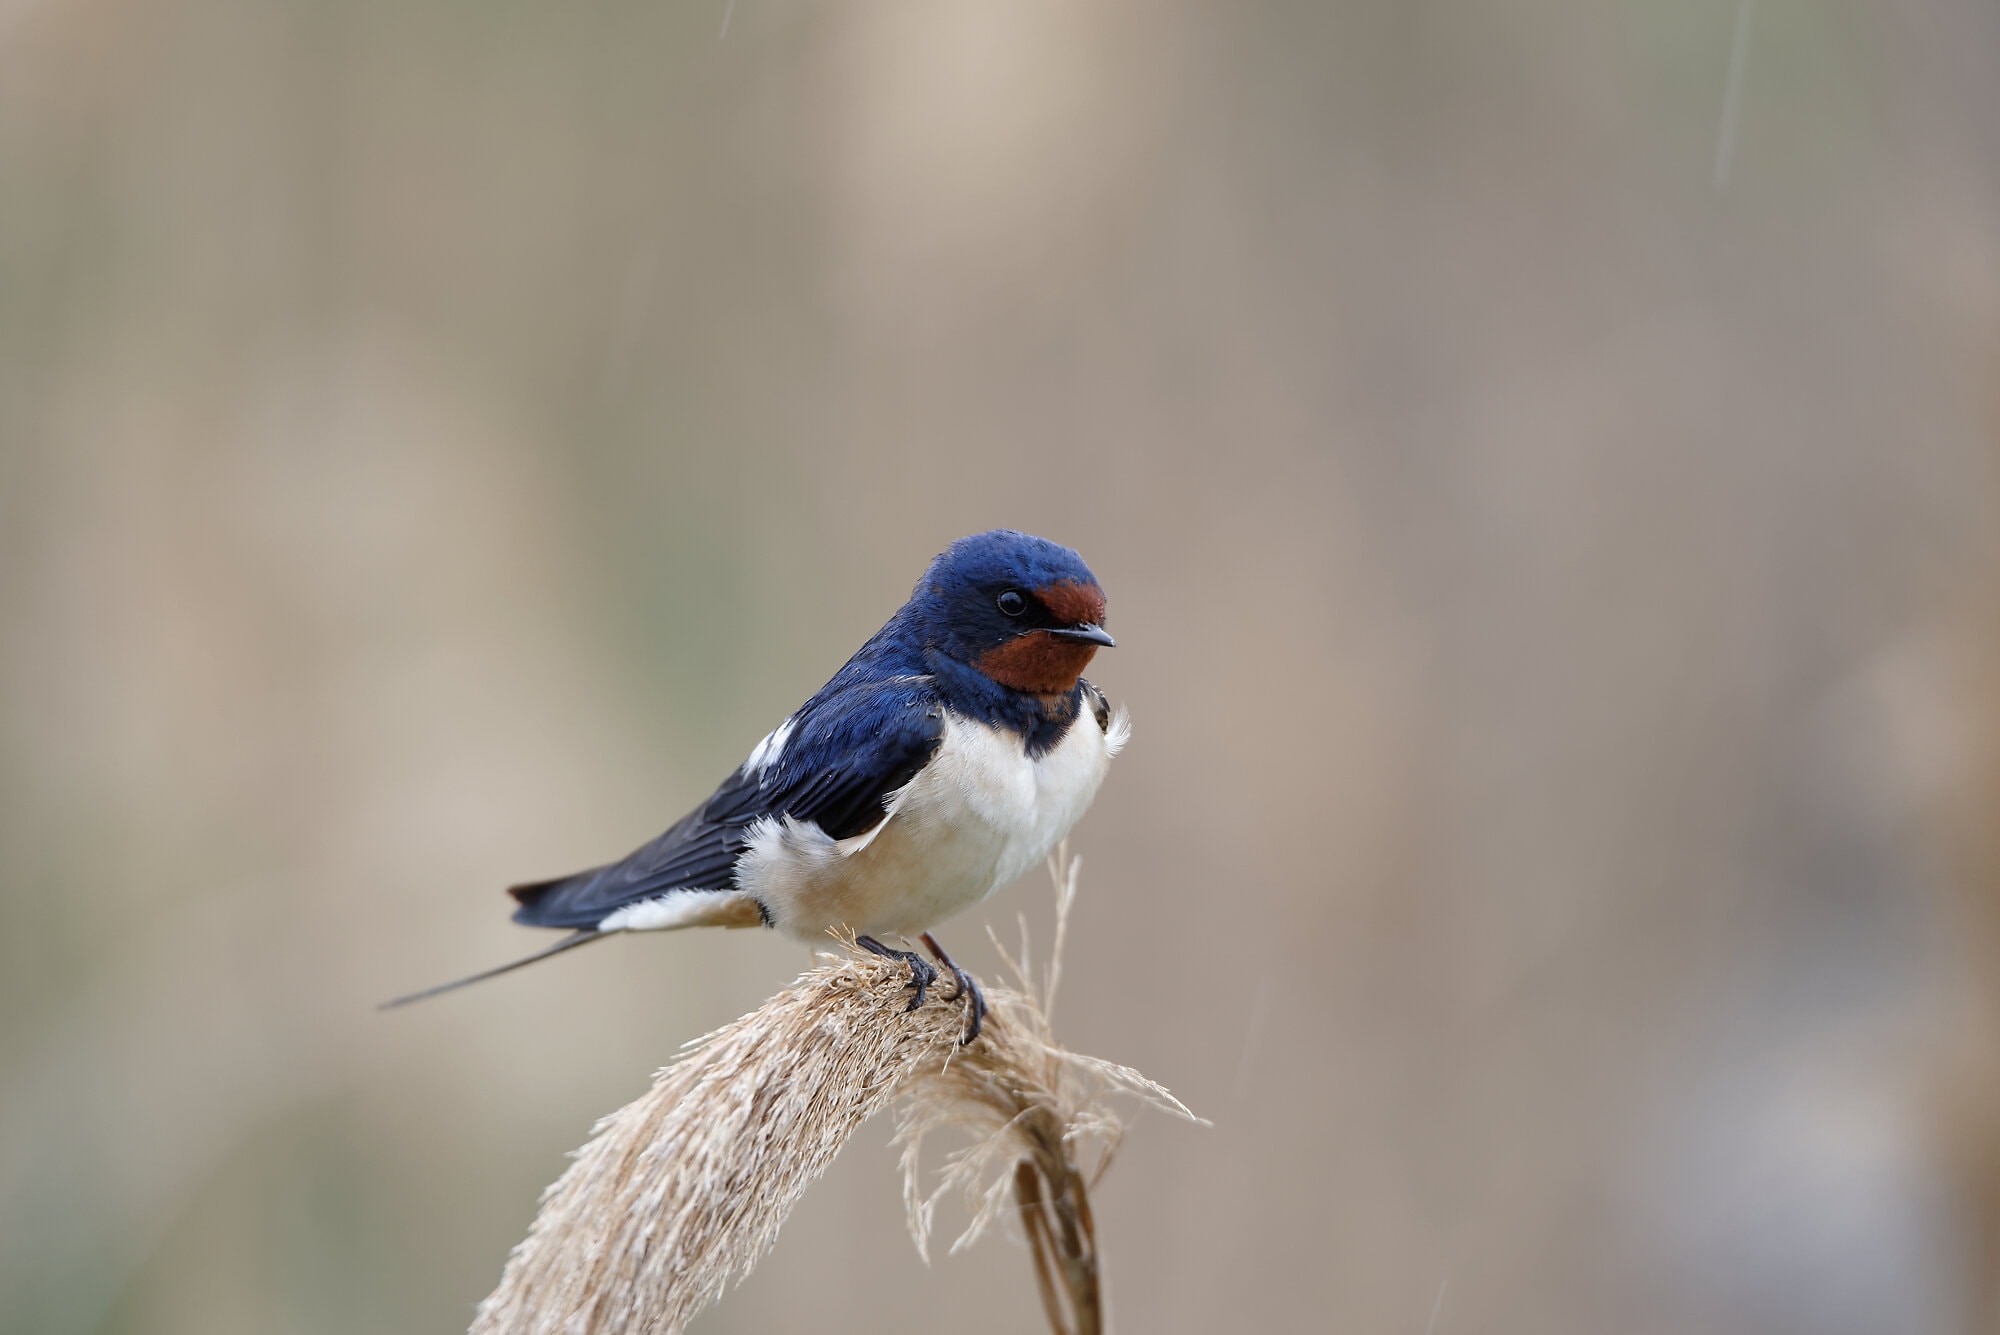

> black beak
[1045,623,1116,648]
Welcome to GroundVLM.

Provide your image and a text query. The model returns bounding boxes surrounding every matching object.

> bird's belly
[760,710,1112,940]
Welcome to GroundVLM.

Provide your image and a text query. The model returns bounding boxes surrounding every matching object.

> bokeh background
[5,2,2000,1332]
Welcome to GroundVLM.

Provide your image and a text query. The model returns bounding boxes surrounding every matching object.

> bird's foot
[856,935,938,1011]
[921,932,988,1045]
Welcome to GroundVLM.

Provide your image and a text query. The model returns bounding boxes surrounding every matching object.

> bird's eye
[996,589,1027,617]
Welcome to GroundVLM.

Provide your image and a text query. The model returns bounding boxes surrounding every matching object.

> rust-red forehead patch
[1038,580,1106,627]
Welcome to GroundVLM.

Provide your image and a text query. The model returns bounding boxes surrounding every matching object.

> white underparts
[598,889,764,932]
[736,703,1127,940]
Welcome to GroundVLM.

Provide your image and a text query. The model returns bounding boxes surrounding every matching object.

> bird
[385,529,1128,1042]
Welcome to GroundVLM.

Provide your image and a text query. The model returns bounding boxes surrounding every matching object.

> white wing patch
[742,717,796,777]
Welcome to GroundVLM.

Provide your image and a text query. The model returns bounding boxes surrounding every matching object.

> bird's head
[913,530,1114,695]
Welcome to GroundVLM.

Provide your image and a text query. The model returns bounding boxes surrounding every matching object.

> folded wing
[508,678,944,930]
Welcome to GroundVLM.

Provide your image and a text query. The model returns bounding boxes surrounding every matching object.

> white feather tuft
[1104,705,1133,757]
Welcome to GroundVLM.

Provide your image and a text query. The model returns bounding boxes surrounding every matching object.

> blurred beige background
[4,1,1999,1332]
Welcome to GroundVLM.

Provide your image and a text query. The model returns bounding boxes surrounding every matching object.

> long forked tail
[380,929,607,1009]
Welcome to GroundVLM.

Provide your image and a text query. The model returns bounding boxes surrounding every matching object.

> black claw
[905,956,938,1010]
[921,932,989,1045]
[857,935,938,1010]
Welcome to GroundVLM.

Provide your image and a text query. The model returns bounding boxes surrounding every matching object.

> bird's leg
[920,931,988,1045]
[856,934,938,1011]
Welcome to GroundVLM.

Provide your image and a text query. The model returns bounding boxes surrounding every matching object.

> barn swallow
[386,529,1127,1042]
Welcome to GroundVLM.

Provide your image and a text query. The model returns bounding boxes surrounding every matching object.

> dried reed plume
[470,848,1198,1335]
[893,851,1200,1335]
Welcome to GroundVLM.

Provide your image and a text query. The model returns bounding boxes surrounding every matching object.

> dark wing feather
[1080,678,1110,733]
[510,680,943,930]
